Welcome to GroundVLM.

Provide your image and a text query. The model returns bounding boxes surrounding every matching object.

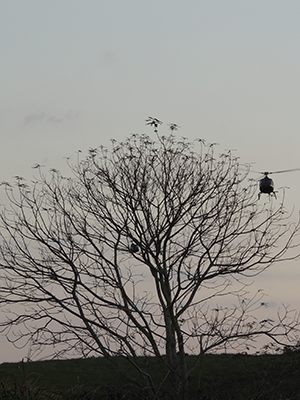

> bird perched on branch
[130,243,139,253]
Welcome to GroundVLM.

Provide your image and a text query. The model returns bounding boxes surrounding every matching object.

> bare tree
[0,119,299,399]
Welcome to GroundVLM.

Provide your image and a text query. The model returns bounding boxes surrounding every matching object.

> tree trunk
[164,305,188,400]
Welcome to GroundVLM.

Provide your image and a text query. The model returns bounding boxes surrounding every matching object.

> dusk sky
[1,1,300,362]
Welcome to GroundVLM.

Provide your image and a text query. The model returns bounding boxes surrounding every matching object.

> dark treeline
[0,351,300,399]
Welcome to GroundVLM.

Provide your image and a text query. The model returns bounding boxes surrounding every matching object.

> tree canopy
[0,120,299,399]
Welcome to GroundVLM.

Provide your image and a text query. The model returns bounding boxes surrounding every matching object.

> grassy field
[0,351,300,399]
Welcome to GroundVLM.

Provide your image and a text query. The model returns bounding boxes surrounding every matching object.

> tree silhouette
[0,120,299,399]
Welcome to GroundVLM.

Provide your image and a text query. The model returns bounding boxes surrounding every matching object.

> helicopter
[257,168,300,199]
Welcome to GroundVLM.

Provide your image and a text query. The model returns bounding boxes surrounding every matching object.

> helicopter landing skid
[258,191,277,200]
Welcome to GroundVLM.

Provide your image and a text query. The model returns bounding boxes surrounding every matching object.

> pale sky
[1,0,300,362]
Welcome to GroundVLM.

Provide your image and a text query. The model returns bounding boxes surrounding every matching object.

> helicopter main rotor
[260,168,300,176]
